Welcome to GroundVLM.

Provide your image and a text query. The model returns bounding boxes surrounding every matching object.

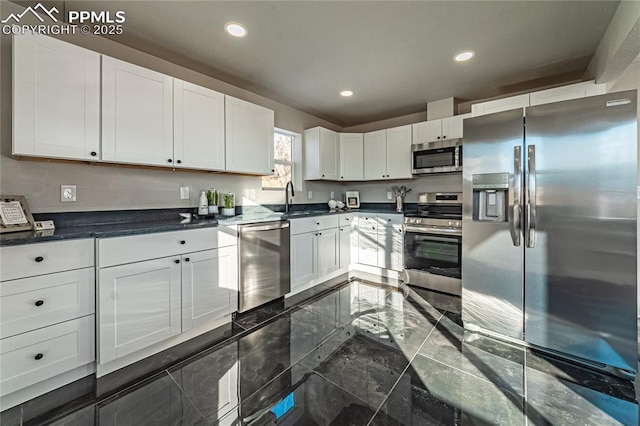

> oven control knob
[448,221,453,226]
[456,221,461,227]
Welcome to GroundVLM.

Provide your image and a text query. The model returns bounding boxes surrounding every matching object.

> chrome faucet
[285,181,295,213]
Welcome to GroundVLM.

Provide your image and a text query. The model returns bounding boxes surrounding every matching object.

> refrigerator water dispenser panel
[472,173,509,222]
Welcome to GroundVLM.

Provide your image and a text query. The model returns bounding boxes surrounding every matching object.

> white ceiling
[66,0,619,127]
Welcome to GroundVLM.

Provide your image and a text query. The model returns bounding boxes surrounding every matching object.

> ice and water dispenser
[472,173,509,222]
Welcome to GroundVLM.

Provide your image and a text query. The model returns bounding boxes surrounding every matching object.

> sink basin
[284,211,311,217]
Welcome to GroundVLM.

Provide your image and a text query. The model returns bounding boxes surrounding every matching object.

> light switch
[180,187,190,200]
[307,191,313,199]
[387,191,393,200]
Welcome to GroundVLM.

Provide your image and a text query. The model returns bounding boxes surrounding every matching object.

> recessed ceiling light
[340,90,353,97]
[454,51,475,62]
[225,22,247,38]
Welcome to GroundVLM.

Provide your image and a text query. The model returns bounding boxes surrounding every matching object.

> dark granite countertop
[0,203,415,247]
[0,217,220,247]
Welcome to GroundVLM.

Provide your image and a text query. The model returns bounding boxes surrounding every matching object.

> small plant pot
[208,206,218,214]
[222,208,235,216]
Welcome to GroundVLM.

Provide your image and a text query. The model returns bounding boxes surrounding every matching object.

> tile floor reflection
[40,281,638,425]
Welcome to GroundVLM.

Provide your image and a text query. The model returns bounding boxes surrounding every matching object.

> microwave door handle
[526,145,536,248]
[509,146,521,246]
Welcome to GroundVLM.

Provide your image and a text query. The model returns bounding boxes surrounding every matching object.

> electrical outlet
[247,188,256,200]
[330,191,335,199]
[307,191,313,199]
[61,185,76,202]
[180,187,190,200]
[387,191,393,200]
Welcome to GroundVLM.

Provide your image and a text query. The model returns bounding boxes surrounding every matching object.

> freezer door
[462,109,525,339]
[524,91,637,372]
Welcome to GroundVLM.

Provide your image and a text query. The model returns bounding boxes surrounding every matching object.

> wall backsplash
[347,174,462,203]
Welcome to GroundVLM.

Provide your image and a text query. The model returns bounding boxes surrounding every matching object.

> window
[262,129,300,189]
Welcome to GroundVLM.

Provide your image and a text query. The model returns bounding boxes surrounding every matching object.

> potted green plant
[206,189,218,214]
[222,192,235,216]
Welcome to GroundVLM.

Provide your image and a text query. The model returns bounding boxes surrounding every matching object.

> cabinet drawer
[338,214,354,227]
[0,239,94,282]
[98,228,219,267]
[377,214,403,226]
[289,218,316,236]
[356,214,378,226]
[315,216,339,231]
[1,268,95,339]
[0,315,94,397]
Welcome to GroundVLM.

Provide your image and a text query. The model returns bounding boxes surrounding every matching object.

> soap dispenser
[198,190,209,215]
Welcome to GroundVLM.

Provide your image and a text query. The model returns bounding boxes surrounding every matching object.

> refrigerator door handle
[526,145,536,248]
[509,145,521,246]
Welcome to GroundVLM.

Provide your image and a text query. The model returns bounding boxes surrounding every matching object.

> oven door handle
[403,225,462,236]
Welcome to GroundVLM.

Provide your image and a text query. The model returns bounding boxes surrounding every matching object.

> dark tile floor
[30,281,640,425]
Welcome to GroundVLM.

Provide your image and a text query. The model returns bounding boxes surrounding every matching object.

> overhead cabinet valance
[12,33,274,176]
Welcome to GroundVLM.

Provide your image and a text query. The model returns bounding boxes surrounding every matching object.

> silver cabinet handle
[509,146,522,246]
[526,145,536,248]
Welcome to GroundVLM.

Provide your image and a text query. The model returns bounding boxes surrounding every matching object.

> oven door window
[413,146,456,169]
[404,232,461,278]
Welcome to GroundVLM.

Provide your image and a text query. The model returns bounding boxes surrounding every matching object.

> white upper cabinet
[102,56,174,167]
[412,115,468,145]
[412,120,442,145]
[440,114,468,140]
[13,33,100,161]
[173,80,225,170]
[304,127,339,180]
[364,126,411,180]
[225,96,274,175]
[339,133,364,181]
[363,129,387,180]
[471,94,530,117]
[529,81,605,106]
[385,125,412,179]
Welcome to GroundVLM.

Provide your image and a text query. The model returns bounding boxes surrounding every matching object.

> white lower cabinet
[317,228,339,277]
[290,232,316,290]
[339,226,351,268]
[0,239,95,410]
[99,257,182,364]
[289,215,347,295]
[356,214,403,272]
[97,227,238,371]
[182,247,238,331]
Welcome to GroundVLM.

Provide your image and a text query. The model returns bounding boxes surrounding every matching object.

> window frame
[262,128,302,191]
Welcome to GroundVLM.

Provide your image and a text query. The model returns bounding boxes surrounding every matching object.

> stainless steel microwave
[411,139,462,174]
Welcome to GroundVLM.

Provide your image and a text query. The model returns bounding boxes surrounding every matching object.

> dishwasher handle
[240,221,289,232]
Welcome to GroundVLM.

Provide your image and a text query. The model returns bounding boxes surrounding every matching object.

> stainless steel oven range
[403,192,462,296]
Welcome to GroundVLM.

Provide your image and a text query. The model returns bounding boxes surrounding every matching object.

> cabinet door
[529,82,593,106]
[290,232,316,290]
[225,96,274,175]
[357,220,378,266]
[378,225,404,271]
[471,94,530,117]
[99,257,181,364]
[102,56,173,166]
[182,247,238,331]
[441,114,468,140]
[320,128,339,180]
[174,80,225,170]
[363,130,387,180]
[411,120,442,144]
[13,33,100,160]
[317,228,339,278]
[385,125,412,179]
[339,227,351,268]
[339,133,364,180]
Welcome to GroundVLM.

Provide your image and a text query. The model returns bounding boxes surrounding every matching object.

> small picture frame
[0,195,35,233]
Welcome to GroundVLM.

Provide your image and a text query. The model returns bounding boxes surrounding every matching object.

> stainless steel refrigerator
[462,91,638,378]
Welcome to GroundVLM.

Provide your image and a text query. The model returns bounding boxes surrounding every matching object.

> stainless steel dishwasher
[237,221,290,312]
